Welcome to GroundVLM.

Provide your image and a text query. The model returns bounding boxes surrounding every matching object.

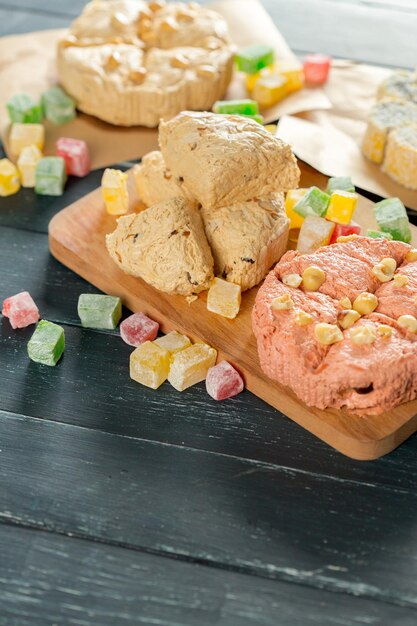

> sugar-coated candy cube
[0,159,20,196]
[326,176,355,194]
[253,73,288,107]
[207,278,241,319]
[273,60,304,93]
[35,157,67,196]
[246,72,260,92]
[235,44,275,74]
[297,215,335,254]
[285,188,307,229]
[17,145,42,188]
[303,54,331,86]
[42,86,76,125]
[56,137,91,177]
[7,93,43,124]
[366,229,393,240]
[326,191,358,225]
[102,168,129,215]
[213,99,259,115]
[168,343,217,392]
[9,123,45,156]
[329,221,361,245]
[2,291,39,329]
[374,197,411,243]
[206,361,244,401]
[130,340,170,389]
[154,330,191,354]
[120,312,159,347]
[293,186,330,218]
[264,124,277,134]
[27,320,65,367]
[78,293,122,329]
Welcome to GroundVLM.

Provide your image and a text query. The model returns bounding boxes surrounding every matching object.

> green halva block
[326,176,355,194]
[27,320,65,366]
[213,99,259,115]
[366,229,393,240]
[35,157,67,196]
[293,186,330,218]
[235,44,275,74]
[78,294,122,330]
[374,197,411,243]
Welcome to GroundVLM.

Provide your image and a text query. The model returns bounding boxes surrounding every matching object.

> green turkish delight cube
[27,320,65,366]
[213,99,259,115]
[326,176,355,194]
[78,294,122,330]
[366,229,393,240]
[374,197,411,243]
[7,93,43,124]
[41,86,76,125]
[293,186,330,218]
[35,157,67,196]
[235,44,275,74]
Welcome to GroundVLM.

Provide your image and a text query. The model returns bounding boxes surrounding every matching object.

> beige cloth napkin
[0,0,329,168]
[277,60,417,210]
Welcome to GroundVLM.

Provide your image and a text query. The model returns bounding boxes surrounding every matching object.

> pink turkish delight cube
[303,54,331,86]
[206,361,244,401]
[56,137,90,177]
[2,291,40,329]
[120,312,159,347]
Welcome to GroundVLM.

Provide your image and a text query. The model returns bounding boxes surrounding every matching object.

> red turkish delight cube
[120,312,159,347]
[206,361,244,401]
[2,291,40,329]
[329,221,361,244]
[56,137,90,177]
[303,54,331,86]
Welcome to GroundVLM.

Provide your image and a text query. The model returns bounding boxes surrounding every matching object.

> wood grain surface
[49,162,417,460]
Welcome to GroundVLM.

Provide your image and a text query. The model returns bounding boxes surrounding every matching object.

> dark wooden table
[2,2,417,624]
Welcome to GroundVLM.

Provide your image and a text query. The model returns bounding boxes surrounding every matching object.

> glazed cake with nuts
[252,236,417,415]
[57,0,234,126]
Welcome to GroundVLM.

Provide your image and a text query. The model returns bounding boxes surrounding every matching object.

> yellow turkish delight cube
[246,71,260,92]
[102,168,129,215]
[153,330,191,355]
[285,188,307,229]
[130,341,170,389]
[253,73,288,107]
[168,343,217,391]
[326,191,358,225]
[0,159,20,196]
[273,60,304,93]
[9,123,45,156]
[207,278,241,319]
[17,144,42,188]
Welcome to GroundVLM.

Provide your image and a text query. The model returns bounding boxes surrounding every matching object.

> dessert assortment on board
[363,69,417,190]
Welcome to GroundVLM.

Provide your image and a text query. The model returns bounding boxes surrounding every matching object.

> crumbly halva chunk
[133,151,185,207]
[201,193,289,291]
[159,111,300,210]
[106,196,214,296]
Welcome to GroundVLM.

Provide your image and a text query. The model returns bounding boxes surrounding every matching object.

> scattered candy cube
[168,343,217,392]
[285,188,308,229]
[264,124,277,134]
[0,159,20,196]
[78,294,122,329]
[42,86,76,125]
[154,330,191,354]
[293,186,330,218]
[9,123,45,156]
[366,229,393,240]
[273,60,304,93]
[17,145,42,188]
[56,137,91,177]
[130,340,170,389]
[246,72,261,92]
[252,73,288,107]
[374,197,411,243]
[27,320,65,366]
[303,53,331,86]
[7,93,43,124]
[213,99,259,115]
[120,312,159,347]
[2,291,39,329]
[207,278,241,319]
[206,360,244,401]
[35,156,67,196]
[102,168,129,215]
[297,215,335,254]
[329,221,361,244]
[326,176,355,194]
[235,44,275,74]
[326,190,358,225]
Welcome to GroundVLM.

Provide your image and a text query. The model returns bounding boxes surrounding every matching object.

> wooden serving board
[49,162,417,460]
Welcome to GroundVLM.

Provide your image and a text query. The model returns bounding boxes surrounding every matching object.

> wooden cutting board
[48,161,417,460]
